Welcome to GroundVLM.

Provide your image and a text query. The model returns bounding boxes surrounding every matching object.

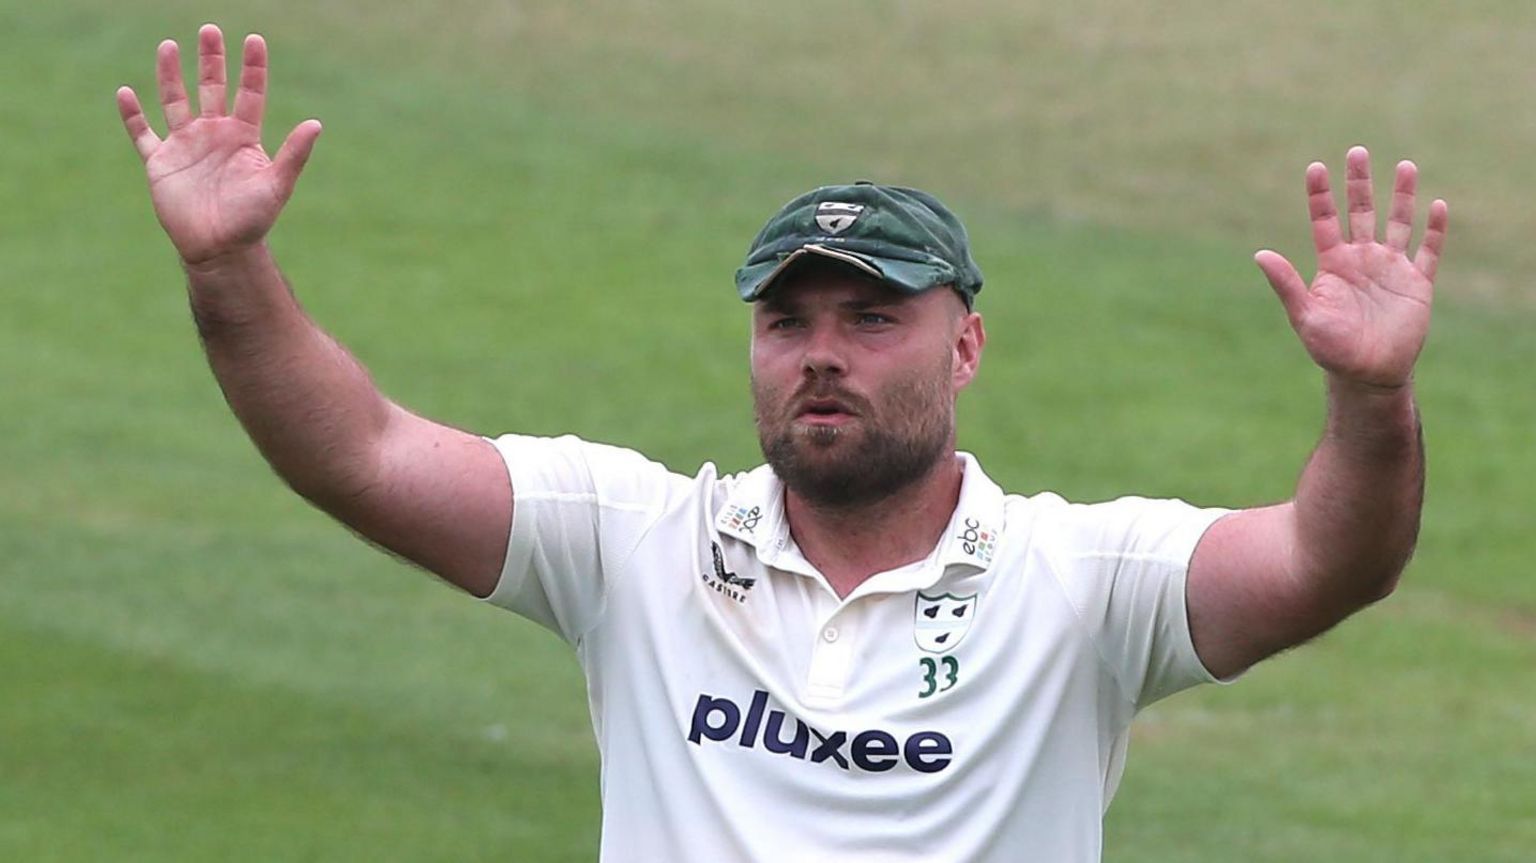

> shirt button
[822,626,839,643]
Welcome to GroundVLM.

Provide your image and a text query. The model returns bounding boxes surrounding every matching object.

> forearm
[1290,375,1425,604]
[185,243,392,505]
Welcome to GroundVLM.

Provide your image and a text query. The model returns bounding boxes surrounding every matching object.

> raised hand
[117,24,322,266]
[1255,146,1449,389]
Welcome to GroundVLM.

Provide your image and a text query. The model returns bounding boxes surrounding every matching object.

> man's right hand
[117,25,510,599]
[118,24,322,267]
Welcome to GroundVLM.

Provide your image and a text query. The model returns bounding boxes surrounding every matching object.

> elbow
[1360,543,1416,605]
[1299,552,1411,616]
[1337,522,1420,607]
[1368,529,1420,603]
[1366,568,1403,604]
[269,445,384,519]
[287,468,381,518]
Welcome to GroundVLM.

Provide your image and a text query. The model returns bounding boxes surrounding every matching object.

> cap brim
[735,244,949,301]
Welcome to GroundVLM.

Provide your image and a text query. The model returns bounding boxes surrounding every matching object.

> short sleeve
[483,434,687,644]
[1047,496,1232,710]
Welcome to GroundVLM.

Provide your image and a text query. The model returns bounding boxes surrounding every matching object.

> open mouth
[796,397,857,423]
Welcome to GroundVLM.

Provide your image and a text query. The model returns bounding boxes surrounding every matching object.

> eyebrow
[757,293,911,315]
[757,295,796,315]
[841,297,907,311]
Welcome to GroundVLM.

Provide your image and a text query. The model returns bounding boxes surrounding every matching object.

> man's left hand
[1255,146,1449,389]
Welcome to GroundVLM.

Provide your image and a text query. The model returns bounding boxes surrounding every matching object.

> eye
[766,316,802,330]
[855,312,893,326]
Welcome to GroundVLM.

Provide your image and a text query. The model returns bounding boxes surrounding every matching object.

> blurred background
[3,1,1533,859]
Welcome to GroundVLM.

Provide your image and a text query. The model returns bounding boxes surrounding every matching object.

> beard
[752,356,955,510]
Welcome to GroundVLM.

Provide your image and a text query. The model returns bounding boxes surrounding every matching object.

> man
[118,25,1448,862]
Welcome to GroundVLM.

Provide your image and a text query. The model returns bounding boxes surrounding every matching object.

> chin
[793,423,848,448]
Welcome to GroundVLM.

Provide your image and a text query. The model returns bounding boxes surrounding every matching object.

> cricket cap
[734,182,984,307]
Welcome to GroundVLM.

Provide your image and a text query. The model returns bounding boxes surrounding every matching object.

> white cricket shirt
[485,434,1230,862]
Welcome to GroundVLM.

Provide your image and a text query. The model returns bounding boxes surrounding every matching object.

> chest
[594,531,1101,735]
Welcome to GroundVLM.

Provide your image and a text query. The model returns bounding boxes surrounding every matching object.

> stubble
[753,353,955,510]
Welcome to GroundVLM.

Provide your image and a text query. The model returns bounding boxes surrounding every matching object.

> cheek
[749,353,788,417]
[879,347,956,411]
[750,339,800,383]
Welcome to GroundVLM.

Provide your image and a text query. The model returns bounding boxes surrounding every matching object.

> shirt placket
[804,598,858,707]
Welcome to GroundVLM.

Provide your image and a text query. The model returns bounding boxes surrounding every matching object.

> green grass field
[4,1,1534,859]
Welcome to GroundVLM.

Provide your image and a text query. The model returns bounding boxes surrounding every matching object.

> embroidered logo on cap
[815,202,865,235]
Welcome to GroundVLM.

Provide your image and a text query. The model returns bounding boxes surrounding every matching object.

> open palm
[1256,147,1449,389]
[118,25,321,265]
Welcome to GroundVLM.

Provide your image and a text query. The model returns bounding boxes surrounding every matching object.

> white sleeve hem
[1177,508,1243,689]
[480,435,540,611]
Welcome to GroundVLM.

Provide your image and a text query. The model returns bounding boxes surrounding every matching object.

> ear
[952,311,985,390]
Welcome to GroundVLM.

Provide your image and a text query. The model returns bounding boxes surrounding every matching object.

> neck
[783,453,965,599]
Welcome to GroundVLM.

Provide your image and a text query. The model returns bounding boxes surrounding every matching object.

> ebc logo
[956,517,996,564]
[686,690,953,774]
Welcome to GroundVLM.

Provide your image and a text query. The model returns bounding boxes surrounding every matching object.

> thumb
[1254,249,1309,330]
[272,119,323,200]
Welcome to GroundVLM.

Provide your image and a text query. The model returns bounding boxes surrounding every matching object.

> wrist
[1325,373,1415,402]
[181,243,295,338]
[1323,373,1420,452]
[181,243,274,282]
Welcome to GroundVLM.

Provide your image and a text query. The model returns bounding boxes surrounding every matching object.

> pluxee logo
[686,690,953,773]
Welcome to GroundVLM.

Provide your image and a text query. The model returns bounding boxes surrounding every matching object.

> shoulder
[1000,488,1228,559]
[489,432,723,512]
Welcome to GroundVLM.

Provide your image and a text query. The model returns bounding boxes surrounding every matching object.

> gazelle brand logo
[702,542,755,604]
[686,690,954,774]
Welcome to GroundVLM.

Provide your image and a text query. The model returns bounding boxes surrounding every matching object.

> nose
[800,322,848,379]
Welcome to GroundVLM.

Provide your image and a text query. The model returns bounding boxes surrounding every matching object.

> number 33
[918,656,960,698]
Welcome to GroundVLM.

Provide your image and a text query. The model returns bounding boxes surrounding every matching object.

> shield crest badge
[914,591,979,654]
[815,202,865,235]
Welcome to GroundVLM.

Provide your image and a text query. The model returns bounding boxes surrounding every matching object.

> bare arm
[119,25,508,596]
[1188,148,1448,679]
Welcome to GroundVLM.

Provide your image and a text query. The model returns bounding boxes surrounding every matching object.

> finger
[1255,250,1309,329]
[197,24,227,118]
[272,120,323,199]
[1413,199,1449,281]
[1306,162,1344,255]
[116,86,162,161]
[1345,145,1375,244]
[156,39,193,131]
[232,33,267,128]
[1384,160,1417,252]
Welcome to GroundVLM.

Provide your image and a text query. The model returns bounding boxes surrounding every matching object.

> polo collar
[715,464,788,552]
[931,453,1007,572]
[715,453,1007,587]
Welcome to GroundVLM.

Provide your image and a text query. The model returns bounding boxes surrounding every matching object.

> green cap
[734,182,984,306]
